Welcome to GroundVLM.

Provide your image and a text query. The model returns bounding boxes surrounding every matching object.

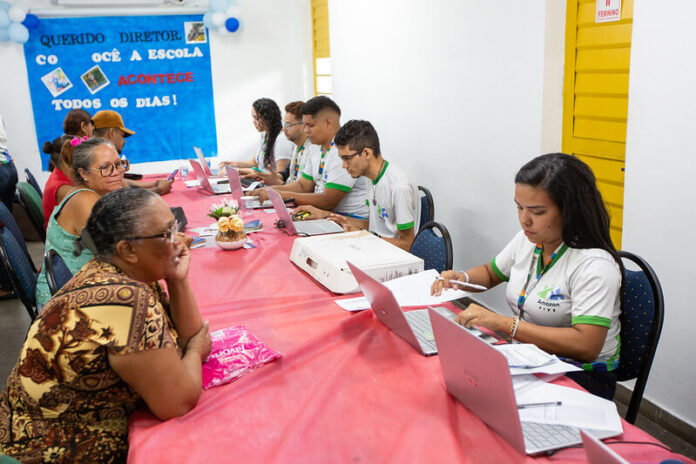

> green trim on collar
[490,258,509,282]
[537,243,568,277]
[396,221,414,231]
[372,160,389,185]
[325,182,351,192]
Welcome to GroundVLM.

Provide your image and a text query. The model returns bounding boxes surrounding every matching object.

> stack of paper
[495,344,581,375]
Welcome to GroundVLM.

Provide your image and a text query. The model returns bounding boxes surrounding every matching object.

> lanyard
[318,141,333,178]
[516,243,567,320]
[293,141,306,178]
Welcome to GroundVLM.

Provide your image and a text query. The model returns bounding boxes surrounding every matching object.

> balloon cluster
[0,1,39,44]
[203,0,240,34]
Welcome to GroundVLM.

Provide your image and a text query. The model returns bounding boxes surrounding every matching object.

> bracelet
[508,316,520,342]
[462,271,470,283]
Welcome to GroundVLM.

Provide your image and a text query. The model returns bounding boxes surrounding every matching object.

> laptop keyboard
[295,220,343,235]
[522,421,581,451]
[403,308,457,353]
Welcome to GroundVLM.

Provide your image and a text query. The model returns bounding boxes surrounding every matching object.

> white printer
[289,231,424,294]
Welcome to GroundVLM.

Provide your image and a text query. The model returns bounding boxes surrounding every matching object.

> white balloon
[0,9,10,28]
[8,5,27,23]
[211,11,226,28]
[8,22,28,43]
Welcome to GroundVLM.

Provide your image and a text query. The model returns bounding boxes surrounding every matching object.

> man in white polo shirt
[251,96,368,218]
[296,119,420,251]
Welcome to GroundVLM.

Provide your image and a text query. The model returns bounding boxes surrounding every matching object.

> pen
[435,276,488,291]
[517,401,562,409]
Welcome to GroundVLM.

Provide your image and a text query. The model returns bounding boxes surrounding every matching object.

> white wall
[622,0,696,428]
[0,0,314,186]
[329,0,551,308]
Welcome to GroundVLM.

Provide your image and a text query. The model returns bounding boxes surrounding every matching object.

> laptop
[193,146,215,177]
[581,430,629,464]
[428,308,621,455]
[267,188,345,236]
[224,166,263,203]
[348,262,490,356]
[189,159,231,195]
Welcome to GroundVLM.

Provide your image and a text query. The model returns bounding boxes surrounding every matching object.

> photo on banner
[23,14,218,170]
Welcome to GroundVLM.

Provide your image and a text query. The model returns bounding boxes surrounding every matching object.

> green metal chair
[16,182,45,242]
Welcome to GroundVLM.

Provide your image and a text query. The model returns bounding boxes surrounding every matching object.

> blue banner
[23,14,217,170]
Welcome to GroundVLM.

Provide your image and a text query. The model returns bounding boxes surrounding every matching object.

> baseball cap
[92,110,135,137]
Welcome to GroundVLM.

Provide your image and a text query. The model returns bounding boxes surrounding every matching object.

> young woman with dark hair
[221,98,293,176]
[42,135,76,227]
[62,108,94,138]
[432,153,622,400]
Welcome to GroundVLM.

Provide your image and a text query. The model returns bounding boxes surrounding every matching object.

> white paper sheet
[516,382,623,433]
[185,180,201,187]
[334,269,471,311]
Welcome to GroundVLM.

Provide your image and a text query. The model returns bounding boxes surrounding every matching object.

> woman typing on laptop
[431,153,622,400]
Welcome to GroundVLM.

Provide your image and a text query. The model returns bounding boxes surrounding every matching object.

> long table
[128,178,694,463]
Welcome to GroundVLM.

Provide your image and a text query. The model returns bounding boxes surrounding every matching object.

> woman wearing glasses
[35,137,130,308]
[1,188,211,463]
[221,98,294,178]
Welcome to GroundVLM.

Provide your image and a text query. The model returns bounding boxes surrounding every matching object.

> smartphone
[167,169,179,181]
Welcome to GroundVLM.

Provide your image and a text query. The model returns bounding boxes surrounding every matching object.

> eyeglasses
[90,159,130,177]
[282,121,303,130]
[127,220,178,243]
[338,150,363,163]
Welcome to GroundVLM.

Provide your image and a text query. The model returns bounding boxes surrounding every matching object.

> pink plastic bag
[201,326,282,389]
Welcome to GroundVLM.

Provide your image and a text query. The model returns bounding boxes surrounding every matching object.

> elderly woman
[432,153,623,400]
[35,137,128,308]
[0,188,211,462]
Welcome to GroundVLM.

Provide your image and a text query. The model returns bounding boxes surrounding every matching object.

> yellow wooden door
[562,0,633,249]
[311,0,332,95]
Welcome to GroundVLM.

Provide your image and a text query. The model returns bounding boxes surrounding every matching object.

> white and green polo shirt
[366,160,420,239]
[253,132,293,171]
[301,142,368,218]
[491,230,622,371]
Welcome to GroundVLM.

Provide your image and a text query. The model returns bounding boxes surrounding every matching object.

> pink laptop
[581,430,629,464]
[428,308,620,455]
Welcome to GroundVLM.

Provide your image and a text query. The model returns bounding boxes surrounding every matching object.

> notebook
[348,261,481,356]
[428,308,620,455]
[267,188,344,236]
[189,159,230,195]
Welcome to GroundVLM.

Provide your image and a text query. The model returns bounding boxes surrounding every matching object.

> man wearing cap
[92,110,173,195]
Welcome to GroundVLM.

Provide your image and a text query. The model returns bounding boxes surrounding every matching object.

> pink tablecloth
[128,179,693,463]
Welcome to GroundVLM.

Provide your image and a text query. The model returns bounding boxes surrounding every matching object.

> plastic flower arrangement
[207,198,240,220]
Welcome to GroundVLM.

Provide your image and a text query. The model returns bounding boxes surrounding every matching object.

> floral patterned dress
[0,260,181,463]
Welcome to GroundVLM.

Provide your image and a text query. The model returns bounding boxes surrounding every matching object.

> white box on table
[289,230,424,294]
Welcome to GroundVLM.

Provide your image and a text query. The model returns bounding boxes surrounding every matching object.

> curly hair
[252,98,282,170]
[80,188,158,260]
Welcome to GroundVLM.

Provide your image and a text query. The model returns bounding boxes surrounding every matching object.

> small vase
[215,231,247,250]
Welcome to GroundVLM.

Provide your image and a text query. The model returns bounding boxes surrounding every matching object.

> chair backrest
[0,201,35,272]
[417,185,434,232]
[44,248,74,296]
[409,221,453,273]
[0,226,38,320]
[616,250,664,424]
[16,182,45,242]
[25,168,43,198]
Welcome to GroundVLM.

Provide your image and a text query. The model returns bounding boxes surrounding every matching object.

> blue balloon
[210,0,228,12]
[202,12,215,29]
[8,22,28,43]
[0,27,9,42]
[22,13,39,30]
[0,9,9,28]
[0,1,10,12]
[225,17,240,33]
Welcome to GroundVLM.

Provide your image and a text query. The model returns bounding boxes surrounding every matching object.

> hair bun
[42,141,53,154]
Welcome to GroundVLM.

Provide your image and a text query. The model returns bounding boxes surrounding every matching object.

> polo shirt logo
[537,285,565,301]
